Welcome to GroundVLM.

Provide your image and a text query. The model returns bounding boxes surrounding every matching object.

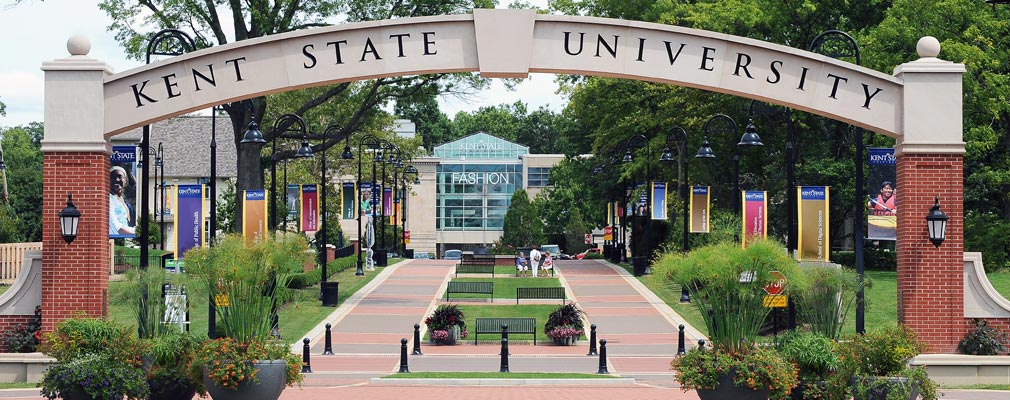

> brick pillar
[893,37,966,353]
[895,153,963,353]
[42,153,111,331]
[40,36,114,332]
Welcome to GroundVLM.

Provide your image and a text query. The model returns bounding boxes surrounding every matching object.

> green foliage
[957,319,1009,355]
[144,331,205,396]
[41,315,147,365]
[502,190,545,248]
[796,265,864,339]
[184,234,308,342]
[656,239,802,351]
[965,212,1010,272]
[40,316,150,400]
[831,325,936,400]
[187,337,302,393]
[286,255,357,289]
[779,332,839,381]
[562,208,589,254]
[671,345,798,400]
[544,303,585,337]
[116,266,173,339]
[0,123,43,241]
[424,304,466,331]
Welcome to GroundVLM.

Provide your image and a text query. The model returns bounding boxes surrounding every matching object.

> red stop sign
[764,271,786,295]
[604,226,613,235]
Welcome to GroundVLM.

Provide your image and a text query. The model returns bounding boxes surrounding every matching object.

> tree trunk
[229,110,266,232]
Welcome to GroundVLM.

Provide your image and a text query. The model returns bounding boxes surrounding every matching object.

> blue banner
[109,146,138,239]
[651,182,667,220]
[174,185,205,259]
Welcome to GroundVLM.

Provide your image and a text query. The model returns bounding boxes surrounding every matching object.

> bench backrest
[447,281,493,292]
[516,287,565,298]
[474,317,536,333]
[456,264,494,272]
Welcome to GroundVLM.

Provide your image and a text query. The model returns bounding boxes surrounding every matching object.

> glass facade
[434,133,528,231]
[528,167,551,187]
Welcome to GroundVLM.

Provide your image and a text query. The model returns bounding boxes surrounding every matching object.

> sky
[0,0,564,129]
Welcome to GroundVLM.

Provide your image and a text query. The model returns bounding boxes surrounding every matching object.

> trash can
[374,249,388,266]
[632,256,648,277]
[321,281,339,307]
[602,244,612,259]
[404,249,415,259]
[610,244,623,264]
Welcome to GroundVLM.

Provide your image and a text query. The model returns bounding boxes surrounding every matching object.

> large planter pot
[552,336,578,346]
[696,370,770,400]
[428,325,461,345]
[58,386,99,400]
[204,360,287,400]
[148,375,197,400]
[851,376,918,400]
[789,380,827,400]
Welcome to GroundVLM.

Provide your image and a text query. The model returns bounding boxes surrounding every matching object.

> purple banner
[174,185,205,259]
[383,187,393,216]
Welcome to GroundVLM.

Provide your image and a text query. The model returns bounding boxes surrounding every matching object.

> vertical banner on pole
[342,182,355,219]
[109,145,139,239]
[242,190,268,242]
[360,182,373,216]
[300,184,318,232]
[286,184,300,223]
[370,183,381,216]
[798,186,830,262]
[742,191,767,248]
[689,186,711,233]
[383,187,393,216]
[174,185,205,259]
[867,148,897,241]
[651,182,668,220]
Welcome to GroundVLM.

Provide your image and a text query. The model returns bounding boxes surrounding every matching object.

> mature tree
[100,0,493,229]
[501,189,545,248]
[448,102,577,153]
[0,123,43,241]
[562,208,588,254]
[394,90,453,152]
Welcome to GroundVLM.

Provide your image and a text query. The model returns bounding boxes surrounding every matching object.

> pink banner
[300,184,318,232]
[742,191,767,248]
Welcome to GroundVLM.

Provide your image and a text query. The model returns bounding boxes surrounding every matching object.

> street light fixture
[355,134,381,276]
[318,124,345,299]
[698,114,763,215]
[926,196,948,247]
[661,126,691,302]
[267,114,313,234]
[401,165,419,255]
[622,134,649,275]
[59,193,81,244]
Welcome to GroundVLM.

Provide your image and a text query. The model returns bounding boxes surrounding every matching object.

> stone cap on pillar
[893,36,966,156]
[41,35,114,154]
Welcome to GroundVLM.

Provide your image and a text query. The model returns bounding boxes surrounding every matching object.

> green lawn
[446,277,562,299]
[456,304,575,343]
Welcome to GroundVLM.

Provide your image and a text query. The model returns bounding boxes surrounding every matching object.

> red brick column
[896,153,963,353]
[41,152,110,332]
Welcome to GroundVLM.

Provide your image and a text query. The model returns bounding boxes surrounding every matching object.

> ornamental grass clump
[831,325,937,400]
[40,315,150,400]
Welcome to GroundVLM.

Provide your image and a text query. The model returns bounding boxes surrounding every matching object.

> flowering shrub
[1,305,41,353]
[546,326,584,339]
[831,325,937,400]
[671,344,797,400]
[186,337,302,393]
[430,330,449,342]
[424,304,466,331]
[41,353,149,400]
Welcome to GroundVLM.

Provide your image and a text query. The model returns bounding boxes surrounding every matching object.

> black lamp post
[697,114,763,216]
[355,134,381,276]
[316,124,346,296]
[621,134,649,275]
[401,165,418,255]
[59,193,81,244]
[154,143,165,250]
[661,126,691,302]
[926,197,948,247]
[375,140,399,264]
[267,115,313,234]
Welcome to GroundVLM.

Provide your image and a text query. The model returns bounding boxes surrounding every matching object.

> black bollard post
[677,324,686,356]
[500,338,510,373]
[587,324,598,356]
[501,324,509,342]
[698,339,706,350]
[399,338,410,373]
[597,339,609,374]
[322,323,333,355]
[301,338,312,373]
[412,323,423,355]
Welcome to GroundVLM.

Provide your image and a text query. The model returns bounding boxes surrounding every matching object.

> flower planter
[57,386,99,400]
[551,336,578,346]
[696,370,770,400]
[789,380,827,400]
[851,376,918,400]
[148,375,198,400]
[428,325,461,345]
[204,360,287,400]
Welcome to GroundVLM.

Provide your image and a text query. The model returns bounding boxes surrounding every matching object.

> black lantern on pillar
[59,193,81,244]
[926,196,948,247]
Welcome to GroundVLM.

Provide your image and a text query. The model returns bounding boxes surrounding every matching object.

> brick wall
[41,152,110,333]
[896,153,963,353]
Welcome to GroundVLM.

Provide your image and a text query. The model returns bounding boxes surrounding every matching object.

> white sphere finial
[67,35,91,56]
[916,36,940,58]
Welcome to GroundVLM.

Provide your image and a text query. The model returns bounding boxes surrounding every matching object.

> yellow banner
[242,190,268,243]
[798,186,830,262]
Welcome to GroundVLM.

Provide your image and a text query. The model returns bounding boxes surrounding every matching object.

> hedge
[287,255,358,289]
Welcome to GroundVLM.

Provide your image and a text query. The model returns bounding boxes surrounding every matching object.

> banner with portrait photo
[742,191,767,248]
[173,185,206,259]
[242,190,268,242]
[109,145,138,239]
[867,148,897,241]
[300,184,318,232]
[651,182,668,220]
[798,186,830,262]
[286,184,300,222]
[689,186,711,233]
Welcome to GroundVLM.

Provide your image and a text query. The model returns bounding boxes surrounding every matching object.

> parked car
[413,252,431,259]
[443,249,463,260]
[540,244,561,257]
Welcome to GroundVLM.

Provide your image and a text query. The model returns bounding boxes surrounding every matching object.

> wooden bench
[474,317,537,345]
[445,281,493,302]
[516,287,566,304]
[455,263,495,277]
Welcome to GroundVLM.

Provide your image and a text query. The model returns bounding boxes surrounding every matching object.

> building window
[528,167,551,187]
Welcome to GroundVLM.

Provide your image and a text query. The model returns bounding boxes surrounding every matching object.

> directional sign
[763,271,786,295]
